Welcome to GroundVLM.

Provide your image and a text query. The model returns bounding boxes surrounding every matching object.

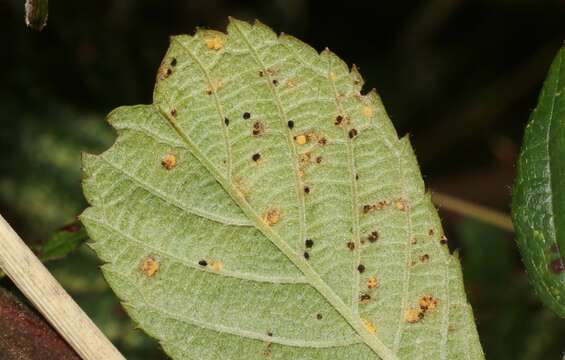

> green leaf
[512,45,565,317]
[81,18,483,359]
[39,222,88,262]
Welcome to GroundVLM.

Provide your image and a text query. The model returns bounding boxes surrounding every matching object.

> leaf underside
[81,18,483,359]
[512,46,565,317]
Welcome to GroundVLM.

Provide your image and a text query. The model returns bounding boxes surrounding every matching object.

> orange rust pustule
[263,208,281,226]
[140,256,160,277]
[161,154,177,170]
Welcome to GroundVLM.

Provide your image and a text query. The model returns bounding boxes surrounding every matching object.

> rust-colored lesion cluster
[263,208,281,226]
[161,154,177,170]
[139,256,160,277]
[404,294,439,323]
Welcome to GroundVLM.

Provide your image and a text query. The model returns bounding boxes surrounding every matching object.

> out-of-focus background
[1,0,564,358]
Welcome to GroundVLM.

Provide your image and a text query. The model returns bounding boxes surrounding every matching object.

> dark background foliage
[1,0,564,358]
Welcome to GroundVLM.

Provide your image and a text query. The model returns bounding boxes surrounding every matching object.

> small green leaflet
[512,45,565,318]
[81,18,483,359]
[40,222,87,262]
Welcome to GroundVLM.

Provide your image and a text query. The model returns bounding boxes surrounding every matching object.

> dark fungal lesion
[252,153,261,162]
[305,239,314,248]
[243,112,251,120]
[198,260,208,267]
[252,121,264,136]
[367,231,379,243]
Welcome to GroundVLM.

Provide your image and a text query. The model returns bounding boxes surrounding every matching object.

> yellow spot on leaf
[139,256,160,277]
[394,199,407,211]
[329,72,337,81]
[205,35,224,50]
[286,79,297,88]
[263,208,281,226]
[209,260,224,272]
[367,276,378,289]
[404,308,423,323]
[361,318,377,333]
[295,135,307,145]
[362,106,373,118]
[161,154,177,170]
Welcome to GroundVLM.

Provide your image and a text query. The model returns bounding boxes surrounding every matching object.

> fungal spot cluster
[304,239,313,260]
[252,121,265,136]
[295,134,307,145]
[362,106,373,118]
[361,318,376,333]
[404,295,439,323]
[359,293,371,304]
[362,200,391,214]
[347,241,355,251]
[439,235,448,245]
[139,256,160,277]
[259,68,276,77]
[394,199,408,211]
[161,154,177,170]
[158,57,177,80]
[209,260,224,272]
[367,276,378,289]
[263,208,281,226]
[363,198,409,214]
[334,115,346,126]
[367,231,379,243]
[205,35,224,50]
